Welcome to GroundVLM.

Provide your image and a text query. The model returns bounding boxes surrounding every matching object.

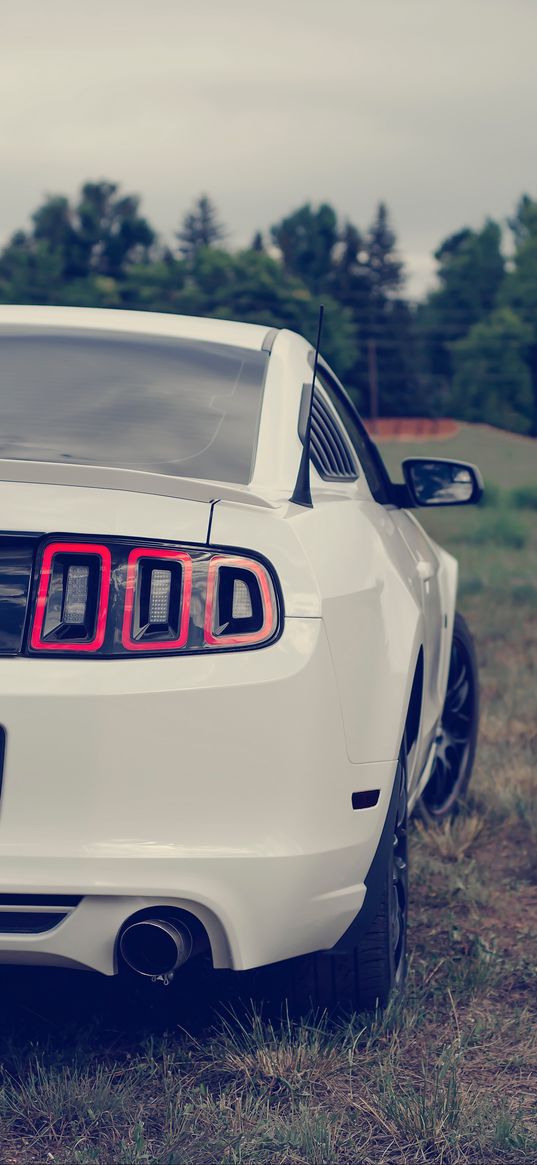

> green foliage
[510,483,537,510]
[450,307,534,433]
[501,194,537,434]
[0,233,65,304]
[268,199,418,414]
[417,220,505,389]
[0,180,155,302]
[176,194,226,259]
[366,200,404,298]
[271,201,338,294]
[75,181,155,277]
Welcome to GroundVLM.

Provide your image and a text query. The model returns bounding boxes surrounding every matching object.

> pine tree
[176,195,226,260]
[366,202,403,300]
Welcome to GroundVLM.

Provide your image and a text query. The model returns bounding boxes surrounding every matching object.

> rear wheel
[275,747,408,1014]
[420,611,479,822]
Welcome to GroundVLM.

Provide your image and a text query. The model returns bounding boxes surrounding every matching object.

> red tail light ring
[30,542,111,653]
[27,537,281,657]
[204,556,275,647]
[122,548,193,651]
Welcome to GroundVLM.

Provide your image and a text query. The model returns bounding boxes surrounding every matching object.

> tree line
[1,181,536,435]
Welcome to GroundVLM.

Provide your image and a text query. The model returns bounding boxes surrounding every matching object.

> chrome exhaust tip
[119,917,194,980]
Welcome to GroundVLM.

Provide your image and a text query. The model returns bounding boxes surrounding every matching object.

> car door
[316,363,444,794]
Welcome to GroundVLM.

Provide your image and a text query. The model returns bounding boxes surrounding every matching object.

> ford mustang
[0,305,481,1010]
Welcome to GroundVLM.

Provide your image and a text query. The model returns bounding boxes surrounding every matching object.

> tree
[365,202,403,300]
[75,181,155,278]
[502,194,537,433]
[450,307,533,433]
[417,220,505,385]
[508,193,537,248]
[184,246,358,378]
[31,196,82,277]
[0,181,156,301]
[329,222,370,323]
[0,231,65,304]
[328,205,418,415]
[271,203,338,294]
[176,195,226,259]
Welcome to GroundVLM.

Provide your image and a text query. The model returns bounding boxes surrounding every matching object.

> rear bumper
[0,619,397,972]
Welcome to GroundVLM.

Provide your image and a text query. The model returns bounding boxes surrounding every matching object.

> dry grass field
[0,425,535,1164]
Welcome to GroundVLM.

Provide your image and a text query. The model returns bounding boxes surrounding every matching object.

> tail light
[27,537,280,657]
[30,542,111,653]
[122,549,192,652]
[204,557,276,646]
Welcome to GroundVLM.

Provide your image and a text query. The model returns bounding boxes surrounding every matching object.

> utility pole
[367,338,379,433]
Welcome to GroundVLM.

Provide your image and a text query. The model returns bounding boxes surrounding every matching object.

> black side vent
[310,394,357,480]
[0,912,69,934]
[0,894,82,934]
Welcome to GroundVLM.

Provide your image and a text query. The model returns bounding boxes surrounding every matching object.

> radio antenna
[290,304,324,508]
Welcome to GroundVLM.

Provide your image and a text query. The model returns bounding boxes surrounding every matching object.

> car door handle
[416,560,435,582]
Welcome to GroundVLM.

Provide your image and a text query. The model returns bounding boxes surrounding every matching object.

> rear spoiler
[0,460,278,510]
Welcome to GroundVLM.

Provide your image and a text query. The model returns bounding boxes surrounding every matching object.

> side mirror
[402,457,483,507]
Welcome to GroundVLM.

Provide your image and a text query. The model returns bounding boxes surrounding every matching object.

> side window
[316,367,393,504]
[309,389,358,481]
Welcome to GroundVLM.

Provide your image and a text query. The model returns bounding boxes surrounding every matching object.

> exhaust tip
[120,917,193,979]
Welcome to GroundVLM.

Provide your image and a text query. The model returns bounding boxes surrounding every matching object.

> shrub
[510,484,537,510]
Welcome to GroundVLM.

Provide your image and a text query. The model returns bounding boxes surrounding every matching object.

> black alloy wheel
[421,611,479,821]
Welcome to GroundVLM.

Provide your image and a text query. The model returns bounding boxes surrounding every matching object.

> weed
[415,813,484,862]
[376,1041,463,1156]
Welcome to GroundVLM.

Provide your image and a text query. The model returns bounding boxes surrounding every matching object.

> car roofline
[0,305,278,353]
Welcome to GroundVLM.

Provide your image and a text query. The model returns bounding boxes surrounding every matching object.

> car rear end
[0,309,397,980]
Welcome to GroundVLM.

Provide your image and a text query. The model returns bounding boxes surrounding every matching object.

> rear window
[0,329,268,484]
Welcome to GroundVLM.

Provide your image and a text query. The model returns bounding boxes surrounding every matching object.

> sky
[1,0,536,298]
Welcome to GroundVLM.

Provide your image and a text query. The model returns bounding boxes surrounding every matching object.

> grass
[0,423,536,1163]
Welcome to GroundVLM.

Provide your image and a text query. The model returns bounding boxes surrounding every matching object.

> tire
[273,747,408,1014]
[420,611,479,823]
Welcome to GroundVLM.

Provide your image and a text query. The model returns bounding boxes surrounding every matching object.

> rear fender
[213,494,424,767]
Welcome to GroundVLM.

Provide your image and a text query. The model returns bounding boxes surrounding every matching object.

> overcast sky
[1,0,536,297]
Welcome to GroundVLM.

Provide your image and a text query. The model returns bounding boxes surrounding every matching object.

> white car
[0,305,481,1011]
